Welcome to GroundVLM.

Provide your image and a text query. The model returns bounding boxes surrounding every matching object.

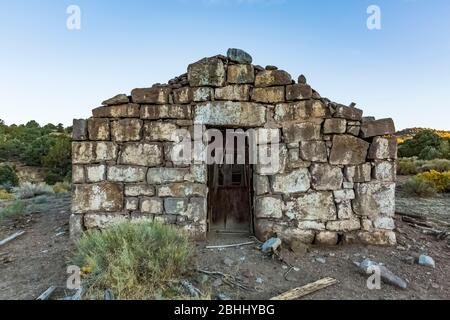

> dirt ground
[0,178,449,300]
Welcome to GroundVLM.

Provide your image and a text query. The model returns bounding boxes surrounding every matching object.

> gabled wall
[70,49,398,246]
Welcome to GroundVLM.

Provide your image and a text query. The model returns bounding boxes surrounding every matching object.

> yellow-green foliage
[71,222,194,300]
[53,182,71,194]
[397,158,419,175]
[418,170,450,192]
[0,189,15,200]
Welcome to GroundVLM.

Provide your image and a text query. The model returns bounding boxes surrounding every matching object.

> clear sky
[0,0,449,130]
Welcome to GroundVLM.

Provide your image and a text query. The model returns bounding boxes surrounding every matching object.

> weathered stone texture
[368,137,397,160]
[360,118,396,138]
[271,169,310,194]
[324,119,346,134]
[194,102,266,127]
[310,164,343,191]
[131,86,172,104]
[255,70,292,87]
[227,64,254,84]
[111,119,142,142]
[88,119,110,141]
[275,101,329,122]
[102,94,129,106]
[107,166,147,183]
[251,87,285,103]
[284,123,322,144]
[288,192,337,221]
[119,143,163,167]
[73,119,88,141]
[72,183,124,213]
[72,142,118,164]
[286,84,312,101]
[188,57,226,87]
[141,105,192,120]
[299,141,327,162]
[334,105,363,121]
[353,182,396,218]
[329,135,369,165]
[92,104,140,118]
[255,197,283,219]
[215,85,250,101]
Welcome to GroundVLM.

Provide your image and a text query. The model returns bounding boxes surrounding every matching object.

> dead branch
[270,277,338,300]
[0,231,25,246]
[206,241,255,250]
[36,286,56,300]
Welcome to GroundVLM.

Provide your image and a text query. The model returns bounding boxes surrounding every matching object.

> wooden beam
[270,277,338,300]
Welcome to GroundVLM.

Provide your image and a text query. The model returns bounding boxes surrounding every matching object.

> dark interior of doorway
[207,129,254,235]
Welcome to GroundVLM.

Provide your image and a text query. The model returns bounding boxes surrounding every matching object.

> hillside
[396,128,450,141]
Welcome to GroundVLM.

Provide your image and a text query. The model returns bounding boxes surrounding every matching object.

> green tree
[0,165,19,187]
[399,131,442,159]
[42,135,72,184]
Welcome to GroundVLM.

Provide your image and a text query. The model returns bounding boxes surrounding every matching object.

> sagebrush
[71,222,194,300]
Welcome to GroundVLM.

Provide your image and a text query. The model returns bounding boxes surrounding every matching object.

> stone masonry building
[71,49,398,247]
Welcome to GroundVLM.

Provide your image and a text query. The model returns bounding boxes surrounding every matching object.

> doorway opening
[207,129,254,235]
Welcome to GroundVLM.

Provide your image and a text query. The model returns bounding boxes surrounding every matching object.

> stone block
[251,87,285,103]
[310,164,343,191]
[125,184,155,197]
[334,105,363,121]
[141,105,192,120]
[287,148,312,169]
[227,48,253,64]
[119,143,163,167]
[188,57,226,87]
[360,118,396,138]
[215,85,250,101]
[164,198,188,214]
[227,64,254,84]
[333,189,355,203]
[140,197,163,214]
[157,183,207,198]
[84,214,129,229]
[255,128,280,145]
[315,231,339,245]
[147,168,190,184]
[72,165,85,183]
[92,104,140,118]
[72,142,118,164]
[194,101,266,127]
[275,101,329,122]
[271,168,310,194]
[88,119,110,141]
[288,192,337,221]
[255,197,283,219]
[72,119,88,141]
[284,122,322,143]
[72,183,124,213]
[144,122,179,142]
[299,141,327,162]
[345,163,372,183]
[373,161,396,182]
[286,84,313,101]
[111,119,142,142]
[353,182,396,218]
[86,164,106,183]
[254,175,270,195]
[107,166,147,183]
[373,217,395,230]
[254,70,292,87]
[337,201,354,219]
[368,137,397,160]
[326,218,361,232]
[131,86,172,104]
[172,87,193,104]
[329,135,369,165]
[69,214,84,242]
[125,198,139,211]
[324,119,346,134]
[192,87,213,102]
[102,94,129,106]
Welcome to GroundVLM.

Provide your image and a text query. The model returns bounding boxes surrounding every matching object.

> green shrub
[419,159,450,173]
[0,200,26,222]
[13,182,54,199]
[397,159,419,175]
[0,165,19,187]
[403,176,437,197]
[71,222,193,300]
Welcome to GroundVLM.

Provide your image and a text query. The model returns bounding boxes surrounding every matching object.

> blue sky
[0,0,449,130]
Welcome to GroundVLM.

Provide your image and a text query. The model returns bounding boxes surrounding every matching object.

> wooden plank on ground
[270,277,338,300]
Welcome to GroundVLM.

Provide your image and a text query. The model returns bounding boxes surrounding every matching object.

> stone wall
[71,49,398,246]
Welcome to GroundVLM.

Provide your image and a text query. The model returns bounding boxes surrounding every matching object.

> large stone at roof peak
[227,48,253,64]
